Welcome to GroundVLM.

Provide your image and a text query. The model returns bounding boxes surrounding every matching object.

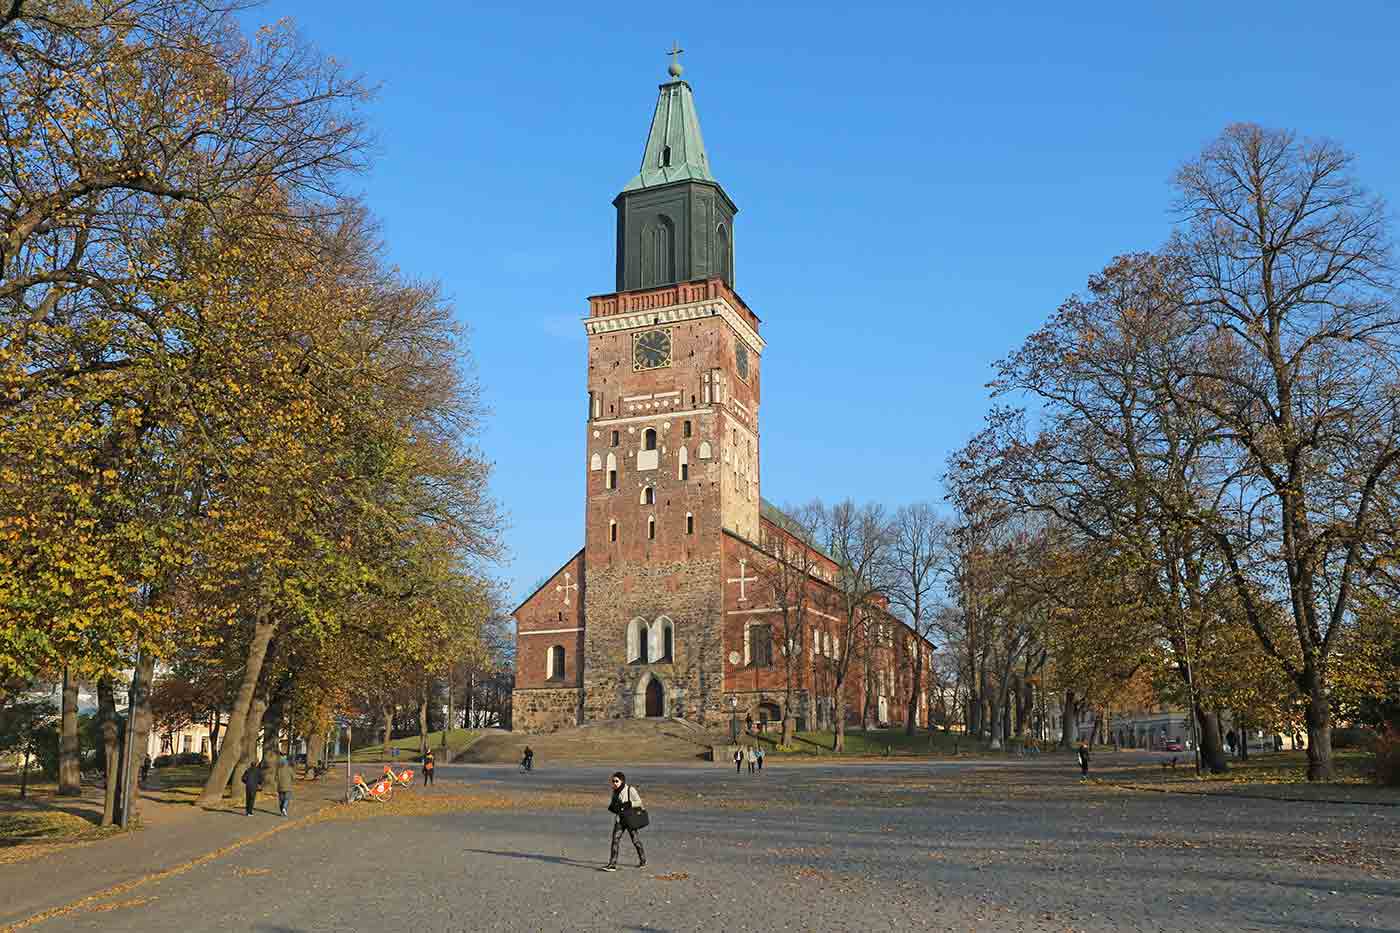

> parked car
[1162,739,1184,752]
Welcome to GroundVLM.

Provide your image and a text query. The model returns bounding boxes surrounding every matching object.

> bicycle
[519,754,534,773]
[347,772,392,803]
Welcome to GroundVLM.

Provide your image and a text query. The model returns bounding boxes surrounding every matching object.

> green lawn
[1107,749,1378,787]
[754,728,987,757]
[332,728,480,763]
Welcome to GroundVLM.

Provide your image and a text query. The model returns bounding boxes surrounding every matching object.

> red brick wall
[513,550,585,691]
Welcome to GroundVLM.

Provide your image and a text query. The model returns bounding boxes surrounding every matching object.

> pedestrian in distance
[756,746,765,772]
[422,750,435,786]
[1077,741,1090,779]
[733,746,742,773]
[602,771,646,872]
[745,712,754,735]
[274,755,295,817]
[140,754,152,788]
[241,760,263,815]
[746,745,757,774]
[521,745,534,772]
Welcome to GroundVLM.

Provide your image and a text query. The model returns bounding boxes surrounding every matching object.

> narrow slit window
[648,517,656,540]
[686,513,694,535]
[683,420,692,438]
[681,463,689,480]
[611,430,619,447]
[610,520,618,543]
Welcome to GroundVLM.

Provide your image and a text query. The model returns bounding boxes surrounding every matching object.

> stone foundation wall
[512,687,583,734]
[582,556,725,725]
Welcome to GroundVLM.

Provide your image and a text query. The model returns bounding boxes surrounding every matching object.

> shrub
[153,754,174,768]
[1332,727,1378,750]
[174,752,208,766]
[1376,729,1400,787]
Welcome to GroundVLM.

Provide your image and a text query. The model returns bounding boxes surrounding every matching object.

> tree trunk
[261,687,286,767]
[988,692,1003,750]
[198,615,276,806]
[905,650,922,736]
[20,747,31,799]
[1059,690,1079,749]
[832,677,846,752]
[58,667,82,795]
[381,703,393,760]
[306,730,325,777]
[98,676,119,825]
[417,681,429,759]
[444,666,454,752]
[209,710,222,760]
[1303,667,1334,781]
[1193,703,1228,773]
[127,652,155,811]
[234,693,268,796]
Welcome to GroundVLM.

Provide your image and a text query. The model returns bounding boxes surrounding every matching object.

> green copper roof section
[621,79,716,192]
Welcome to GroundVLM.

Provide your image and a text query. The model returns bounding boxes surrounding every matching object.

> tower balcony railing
[588,276,760,330]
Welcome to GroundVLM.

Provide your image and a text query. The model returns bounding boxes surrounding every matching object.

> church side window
[547,645,566,680]
[627,619,649,663]
[749,624,773,668]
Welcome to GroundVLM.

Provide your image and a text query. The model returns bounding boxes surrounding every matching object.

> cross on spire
[666,41,684,78]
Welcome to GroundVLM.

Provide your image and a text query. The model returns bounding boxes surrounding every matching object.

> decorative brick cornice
[585,278,765,355]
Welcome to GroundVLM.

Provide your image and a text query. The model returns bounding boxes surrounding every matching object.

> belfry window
[661,145,672,167]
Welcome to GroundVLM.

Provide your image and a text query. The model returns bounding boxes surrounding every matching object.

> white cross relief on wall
[555,571,578,607]
[727,558,757,602]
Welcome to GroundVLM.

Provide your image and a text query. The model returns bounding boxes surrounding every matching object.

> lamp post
[728,695,739,744]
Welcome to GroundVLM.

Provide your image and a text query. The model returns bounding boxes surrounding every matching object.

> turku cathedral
[512,58,935,733]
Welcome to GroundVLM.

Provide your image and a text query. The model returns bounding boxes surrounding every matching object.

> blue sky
[255,1,1400,604]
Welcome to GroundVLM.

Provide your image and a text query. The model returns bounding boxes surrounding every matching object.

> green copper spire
[621,68,715,192]
[613,50,737,292]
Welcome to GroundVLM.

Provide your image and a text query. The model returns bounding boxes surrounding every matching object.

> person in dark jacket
[242,761,263,815]
[422,751,435,786]
[1077,742,1090,778]
[733,747,742,773]
[274,756,295,817]
[602,771,645,872]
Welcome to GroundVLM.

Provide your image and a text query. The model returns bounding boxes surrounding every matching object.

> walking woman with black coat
[602,771,647,872]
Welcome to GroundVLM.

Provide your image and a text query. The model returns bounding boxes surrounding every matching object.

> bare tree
[887,504,945,736]
[757,501,825,745]
[1172,124,1399,780]
[820,500,892,753]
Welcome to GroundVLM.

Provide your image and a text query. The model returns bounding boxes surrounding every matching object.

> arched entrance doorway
[645,678,664,717]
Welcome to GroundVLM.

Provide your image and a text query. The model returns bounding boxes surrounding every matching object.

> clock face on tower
[633,328,673,371]
[734,340,749,381]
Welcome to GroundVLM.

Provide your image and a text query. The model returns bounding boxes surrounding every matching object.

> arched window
[547,645,565,680]
[698,441,712,460]
[627,619,650,663]
[685,512,694,535]
[651,617,674,662]
[609,519,618,543]
[640,216,676,288]
[606,452,618,490]
[644,428,657,451]
[678,446,689,481]
[648,516,656,540]
[642,486,655,505]
[590,453,601,472]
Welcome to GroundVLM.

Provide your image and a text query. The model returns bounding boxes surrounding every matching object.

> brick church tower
[512,58,766,731]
